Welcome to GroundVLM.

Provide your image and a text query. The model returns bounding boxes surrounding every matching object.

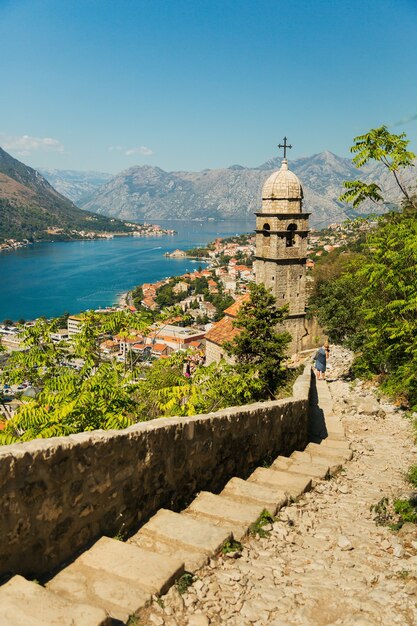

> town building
[67,315,84,336]
[205,295,248,365]
[50,329,69,343]
[146,324,206,352]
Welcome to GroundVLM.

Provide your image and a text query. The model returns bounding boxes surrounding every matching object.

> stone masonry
[0,365,312,579]
[144,346,417,626]
[255,158,310,354]
[0,358,355,624]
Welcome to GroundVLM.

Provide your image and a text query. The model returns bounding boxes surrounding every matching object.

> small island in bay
[164,248,188,258]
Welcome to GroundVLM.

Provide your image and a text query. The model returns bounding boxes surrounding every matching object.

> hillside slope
[0,147,132,242]
[38,168,112,204]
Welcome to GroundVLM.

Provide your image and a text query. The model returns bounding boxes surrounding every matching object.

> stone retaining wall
[0,365,313,578]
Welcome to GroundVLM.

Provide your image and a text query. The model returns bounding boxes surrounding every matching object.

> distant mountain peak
[40,150,414,229]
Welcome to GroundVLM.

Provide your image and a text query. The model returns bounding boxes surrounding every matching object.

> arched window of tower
[263,223,271,237]
[286,223,297,247]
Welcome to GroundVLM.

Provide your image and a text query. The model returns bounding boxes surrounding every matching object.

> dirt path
[140,346,417,626]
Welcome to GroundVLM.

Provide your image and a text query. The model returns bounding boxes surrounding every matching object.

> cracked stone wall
[0,365,312,578]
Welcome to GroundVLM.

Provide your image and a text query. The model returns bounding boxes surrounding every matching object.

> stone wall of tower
[284,317,309,355]
[254,259,307,315]
[255,174,310,353]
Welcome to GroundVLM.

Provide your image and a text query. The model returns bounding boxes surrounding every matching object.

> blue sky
[1,0,417,173]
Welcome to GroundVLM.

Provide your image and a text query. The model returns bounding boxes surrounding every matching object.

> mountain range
[0,148,134,242]
[38,169,112,205]
[41,152,416,228]
[2,147,415,244]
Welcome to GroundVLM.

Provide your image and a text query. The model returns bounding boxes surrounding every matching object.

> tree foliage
[0,301,276,443]
[134,356,264,419]
[0,310,152,444]
[309,250,365,348]
[312,127,417,407]
[225,282,291,397]
[340,125,415,207]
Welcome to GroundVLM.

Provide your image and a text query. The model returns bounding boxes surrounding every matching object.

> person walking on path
[315,342,330,380]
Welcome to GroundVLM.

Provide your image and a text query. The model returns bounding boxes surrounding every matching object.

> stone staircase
[0,379,353,625]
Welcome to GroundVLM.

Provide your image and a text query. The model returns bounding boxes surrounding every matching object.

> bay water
[0,220,254,321]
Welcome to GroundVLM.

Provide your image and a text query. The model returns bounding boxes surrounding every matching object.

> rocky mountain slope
[0,147,134,242]
[38,168,112,204]
[74,151,416,227]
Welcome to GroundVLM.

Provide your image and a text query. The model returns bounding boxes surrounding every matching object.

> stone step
[129,508,231,572]
[130,531,208,573]
[47,536,184,623]
[0,575,111,626]
[316,379,333,398]
[320,431,346,442]
[184,491,265,541]
[220,477,288,515]
[271,456,329,481]
[291,450,343,474]
[320,438,350,450]
[247,467,312,500]
[306,442,353,461]
[324,419,345,436]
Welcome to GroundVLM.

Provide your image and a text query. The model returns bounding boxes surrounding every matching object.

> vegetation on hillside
[0,146,135,242]
[225,282,291,397]
[310,126,417,408]
[0,197,133,242]
[0,283,293,443]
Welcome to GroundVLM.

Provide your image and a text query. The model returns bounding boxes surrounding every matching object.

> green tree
[131,285,144,309]
[340,125,416,208]
[311,127,417,407]
[353,212,417,402]
[308,250,365,347]
[0,362,137,443]
[224,283,291,397]
[0,310,153,443]
[193,277,209,294]
[2,317,67,386]
[155,361,264,416]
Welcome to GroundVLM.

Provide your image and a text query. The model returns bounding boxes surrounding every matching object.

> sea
[0,220,254,321]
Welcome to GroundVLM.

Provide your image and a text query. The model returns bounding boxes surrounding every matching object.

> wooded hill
[0,147,133,243]
[309,127,417,409]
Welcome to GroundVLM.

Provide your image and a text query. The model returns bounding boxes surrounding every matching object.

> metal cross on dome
[278,137,292,159]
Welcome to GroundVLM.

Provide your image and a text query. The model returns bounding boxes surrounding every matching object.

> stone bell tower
[254,138,310,354]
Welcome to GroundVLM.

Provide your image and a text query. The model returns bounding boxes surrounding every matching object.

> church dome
[262,159,303,200]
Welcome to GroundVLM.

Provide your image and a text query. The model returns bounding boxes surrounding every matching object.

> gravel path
[139,346,417,626]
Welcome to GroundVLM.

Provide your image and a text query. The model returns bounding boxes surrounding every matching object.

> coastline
[118,291,129,308]
[0,225,176,255]
[0,220,254,321]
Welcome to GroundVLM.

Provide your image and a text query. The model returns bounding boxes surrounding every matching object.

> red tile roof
[223,293,250,318]
[205,316,240,346]
[152,343,168,352]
